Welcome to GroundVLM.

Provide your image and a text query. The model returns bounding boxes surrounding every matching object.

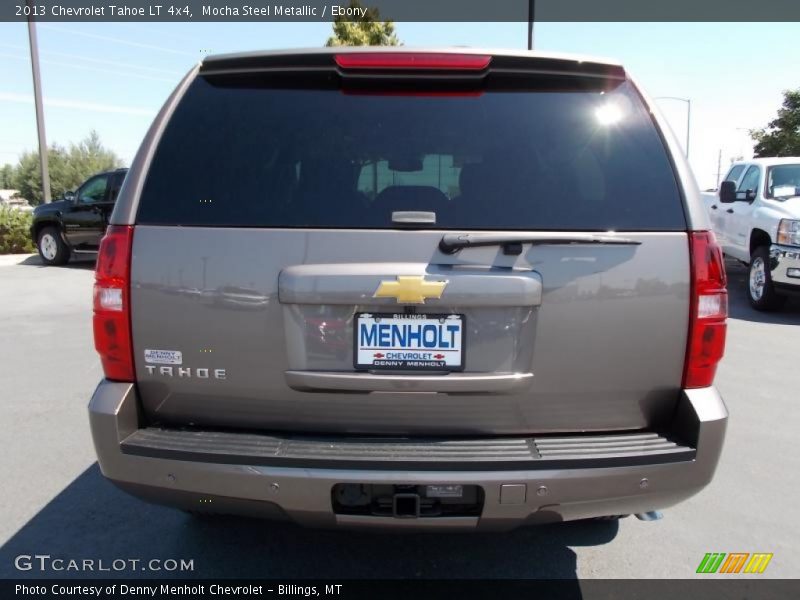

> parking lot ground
[0,255,798,579]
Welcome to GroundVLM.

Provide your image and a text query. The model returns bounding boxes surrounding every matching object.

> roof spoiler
[200,50,626,81]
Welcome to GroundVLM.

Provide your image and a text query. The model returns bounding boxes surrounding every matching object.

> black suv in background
[31,167,127,265]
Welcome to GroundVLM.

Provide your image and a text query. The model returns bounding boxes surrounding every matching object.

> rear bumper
[89,382,727,531]
[770,243,800,289]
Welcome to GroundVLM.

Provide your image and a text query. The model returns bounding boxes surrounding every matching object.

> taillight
[93,225,134,382]
[683,231,728,388]
[334,53,491,71]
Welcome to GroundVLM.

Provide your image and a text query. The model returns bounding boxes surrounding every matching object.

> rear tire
[748,245,785,311]
[37,226,70,266]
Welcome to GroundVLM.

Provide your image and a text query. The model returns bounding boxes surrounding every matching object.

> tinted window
[766,164,800,198]
[724,165,745,184]
[737,166,760,193]
[108,172,126,203]
[138,78,685,231]
[78,175,108,204]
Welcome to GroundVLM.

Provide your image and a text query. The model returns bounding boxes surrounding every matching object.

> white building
[0,190,33,212]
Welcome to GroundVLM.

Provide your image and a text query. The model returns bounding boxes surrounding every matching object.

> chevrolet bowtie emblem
[373,276,448,304]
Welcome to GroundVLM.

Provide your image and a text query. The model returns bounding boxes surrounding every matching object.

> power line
[118,22,201,45]
[0,53,178,83]
[39,24,196,57]
[0,42,183,76]
[0,92,156,117]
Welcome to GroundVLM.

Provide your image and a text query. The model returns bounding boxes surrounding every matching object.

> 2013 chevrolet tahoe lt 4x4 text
[88,48,728,530]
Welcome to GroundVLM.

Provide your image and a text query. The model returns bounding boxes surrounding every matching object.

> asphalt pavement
[0,253,798,579]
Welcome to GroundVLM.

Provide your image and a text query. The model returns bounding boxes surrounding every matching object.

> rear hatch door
[129,52,690,435]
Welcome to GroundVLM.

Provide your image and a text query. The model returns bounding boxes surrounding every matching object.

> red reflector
[93,225,134,382]
[683,231,728,389]
[335,53,491,71]
[341,89,484,98]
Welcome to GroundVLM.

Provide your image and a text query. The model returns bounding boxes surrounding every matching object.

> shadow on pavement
[725,259,800,324]
[18,255,96,270]
[0,464,618,582]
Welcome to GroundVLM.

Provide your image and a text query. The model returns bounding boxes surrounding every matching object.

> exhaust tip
[635,511,663,521]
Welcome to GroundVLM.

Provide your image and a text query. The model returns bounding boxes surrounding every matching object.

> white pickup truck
[702,157,800,310]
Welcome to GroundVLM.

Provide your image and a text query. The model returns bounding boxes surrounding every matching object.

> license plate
[354,313,465,371]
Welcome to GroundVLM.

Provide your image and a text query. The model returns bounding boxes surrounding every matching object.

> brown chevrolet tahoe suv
[88,48,728,530]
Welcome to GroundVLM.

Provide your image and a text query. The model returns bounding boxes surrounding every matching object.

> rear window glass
[766,164,800,198]
[137,77,685,230]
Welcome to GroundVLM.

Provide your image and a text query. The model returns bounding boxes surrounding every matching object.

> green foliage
[12,130,123,206]
[751,89,800,158]
[325,0,400,47]
[0,206,35,254]
[0,164,13,188]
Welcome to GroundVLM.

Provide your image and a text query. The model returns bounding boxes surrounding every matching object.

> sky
[0,21,797,190]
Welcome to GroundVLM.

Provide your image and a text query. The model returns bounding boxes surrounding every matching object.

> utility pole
[527,0,535,50]
[686,99,691,159]
[201,256,209,291]
[26,0,50,203]
[654,96,691,159]
[716,149,722,188]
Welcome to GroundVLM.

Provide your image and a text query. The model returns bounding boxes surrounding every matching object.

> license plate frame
[353,312,466,372]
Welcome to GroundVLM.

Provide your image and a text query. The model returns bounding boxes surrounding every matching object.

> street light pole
[654,96,691,159]
[26,0,50,203]
[527,0,535,50]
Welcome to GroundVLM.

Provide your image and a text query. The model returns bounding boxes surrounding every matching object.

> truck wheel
[748,246,785,311]
[37,226,71,266]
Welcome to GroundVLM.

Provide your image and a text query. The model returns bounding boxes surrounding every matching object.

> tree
[12,131,123,205]
[0,164,14,188]
[751,89,800,157]
[325,0,400,47]
[13,146,67,206]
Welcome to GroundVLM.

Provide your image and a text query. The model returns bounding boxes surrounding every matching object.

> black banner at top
[4,0,800,22]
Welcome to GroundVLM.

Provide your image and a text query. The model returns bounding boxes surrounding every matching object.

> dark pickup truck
[31,168,127,265]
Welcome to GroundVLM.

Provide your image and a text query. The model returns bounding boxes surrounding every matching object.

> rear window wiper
[439,233,642,255]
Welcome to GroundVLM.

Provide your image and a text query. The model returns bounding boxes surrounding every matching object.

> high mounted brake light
[93,225,134,382]
[334,53,491,71]
[341,90,484,98]
[683,231,728,388]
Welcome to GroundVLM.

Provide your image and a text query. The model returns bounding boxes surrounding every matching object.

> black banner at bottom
[4,579,800,600]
